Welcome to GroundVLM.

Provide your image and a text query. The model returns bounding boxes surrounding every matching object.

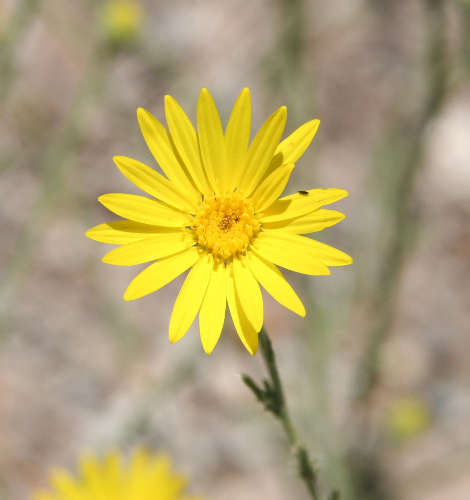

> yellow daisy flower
[34,450,199,500]
[86,88,352,355]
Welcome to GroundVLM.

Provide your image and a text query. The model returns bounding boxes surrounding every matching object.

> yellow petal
[98,193,192,226]
[49,470,80,496]
[275,119,320,164]
[252,232,330,275]
[263,119,320,179]
[102,231,192,266]
[254,232,352,273]
[232,257,263,332]
[123,247,199,301]
[248,251,305,317]
[197,88,226,194]
[169,254,212,343]
[251,163,294,212]
[136,107,199,205]
[199,259,227,354]
[225,88,251,191]
[103,452,120,485]
[260,188,348,223]
[239,106,287,196]
[85,220,170,244]
[113,155,195,212]
[164,94,211,195]
[227,263,259,355]
[33,494,53,500]
[78,456,103,490]
[263,209,345,234]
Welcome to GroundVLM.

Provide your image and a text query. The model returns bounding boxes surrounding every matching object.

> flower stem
[242,328,334,500]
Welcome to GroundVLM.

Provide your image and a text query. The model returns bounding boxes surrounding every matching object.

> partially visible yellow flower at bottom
[34,449,200,500]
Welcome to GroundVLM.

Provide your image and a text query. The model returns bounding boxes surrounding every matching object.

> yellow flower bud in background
[386,397,430,442]
[100,0,143,47]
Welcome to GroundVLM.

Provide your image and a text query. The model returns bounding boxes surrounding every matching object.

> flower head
[34,450,199,500]
[86,88,353,354]
[387,397,430,441]
[100,0,143,46]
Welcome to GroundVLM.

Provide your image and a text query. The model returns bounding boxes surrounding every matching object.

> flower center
[192,193,260,260]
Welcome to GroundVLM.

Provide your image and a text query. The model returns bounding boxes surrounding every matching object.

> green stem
[0,0,43,102]
[355,0,448,401]
[243,328,336,500]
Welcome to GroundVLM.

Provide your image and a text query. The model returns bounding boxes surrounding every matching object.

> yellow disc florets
[192,192,260,260]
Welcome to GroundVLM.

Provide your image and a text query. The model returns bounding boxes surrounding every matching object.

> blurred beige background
[1,0,470,499]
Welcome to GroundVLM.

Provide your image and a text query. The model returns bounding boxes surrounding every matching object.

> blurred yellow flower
[387,397,430,441]
[86,88,352,354]
[101,0,143,45]
[34,450,200,500]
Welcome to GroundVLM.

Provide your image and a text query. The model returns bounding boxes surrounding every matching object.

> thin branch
[355,0,449,401]
[242,328,329,500]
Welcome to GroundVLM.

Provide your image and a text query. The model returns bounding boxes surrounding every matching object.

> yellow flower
[100,0,143,45]
[86,89,352,354]
[34,450,199,500]
[387,397,430,441]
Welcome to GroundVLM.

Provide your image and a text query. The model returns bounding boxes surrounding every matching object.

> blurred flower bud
[387,397,430,442]
[100,0,143,48]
